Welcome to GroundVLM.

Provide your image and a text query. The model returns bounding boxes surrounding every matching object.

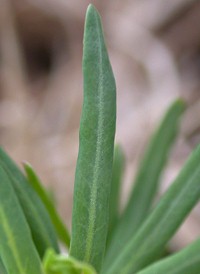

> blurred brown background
[1,0,200,250]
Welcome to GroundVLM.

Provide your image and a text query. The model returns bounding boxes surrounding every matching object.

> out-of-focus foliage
[0,0,200,250]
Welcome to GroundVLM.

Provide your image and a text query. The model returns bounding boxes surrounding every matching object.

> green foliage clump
[0,4,200,274]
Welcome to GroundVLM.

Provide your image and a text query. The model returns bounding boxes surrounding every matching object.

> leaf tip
[87,4,97,13]
[86,4,100,22]
[172,98,186,112]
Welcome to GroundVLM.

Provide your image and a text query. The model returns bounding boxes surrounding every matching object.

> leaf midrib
[84,12,105,262]
[0,206,27,274]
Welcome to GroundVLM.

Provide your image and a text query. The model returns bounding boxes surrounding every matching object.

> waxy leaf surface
[70,4,116,272]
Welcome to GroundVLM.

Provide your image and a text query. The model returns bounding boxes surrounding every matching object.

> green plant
[0,4,200,274]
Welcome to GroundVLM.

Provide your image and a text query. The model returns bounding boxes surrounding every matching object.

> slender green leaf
[0,166,43,274]
[43,249,97,274]
[107,144,125,246]
[102,144,200,274]
[70,4,116,272]
[0,257,7,274]
[136,238,200,274]
[48,188,57,207]
[104,99,185,265]
[24,162,70,248]
[0,147,59,257]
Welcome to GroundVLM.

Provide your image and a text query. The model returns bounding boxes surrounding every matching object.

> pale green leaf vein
[0,207,27,274]
[84,11,104,262]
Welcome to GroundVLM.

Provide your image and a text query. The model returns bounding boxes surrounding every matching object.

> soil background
[1,0,200,251]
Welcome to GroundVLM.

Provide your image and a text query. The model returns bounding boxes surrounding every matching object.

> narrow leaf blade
[0,147,59,257]
[136,238,200,274]
[107,144,125,246]
[70,4,116,272]
[104,99,185,265]
[103,144,200,274]
[0,166,43,274]
[24,162,70,248]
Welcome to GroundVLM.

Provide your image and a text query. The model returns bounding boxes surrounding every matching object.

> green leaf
[43,249,97,274]
[70,4,116,272]
[0,257,7,274]
[107,144,125,246]
[136,238,200,274]
[0,147,59,258]
[102,144,200,274]
[104,99,185,266]
[0,166,43,274]
[24,162,70,248]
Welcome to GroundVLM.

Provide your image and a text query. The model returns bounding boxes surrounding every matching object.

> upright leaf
[136,238,200,274]
[0,257,7,274]
[24,162,70,248]
[0,166,43,274]
[102,145,200,274]
[107,144,125,246]
[70,4,116,272]
[0,147,59,257]
[104,99,185,265]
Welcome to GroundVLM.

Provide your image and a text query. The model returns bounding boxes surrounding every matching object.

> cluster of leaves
[0,4,200,274]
